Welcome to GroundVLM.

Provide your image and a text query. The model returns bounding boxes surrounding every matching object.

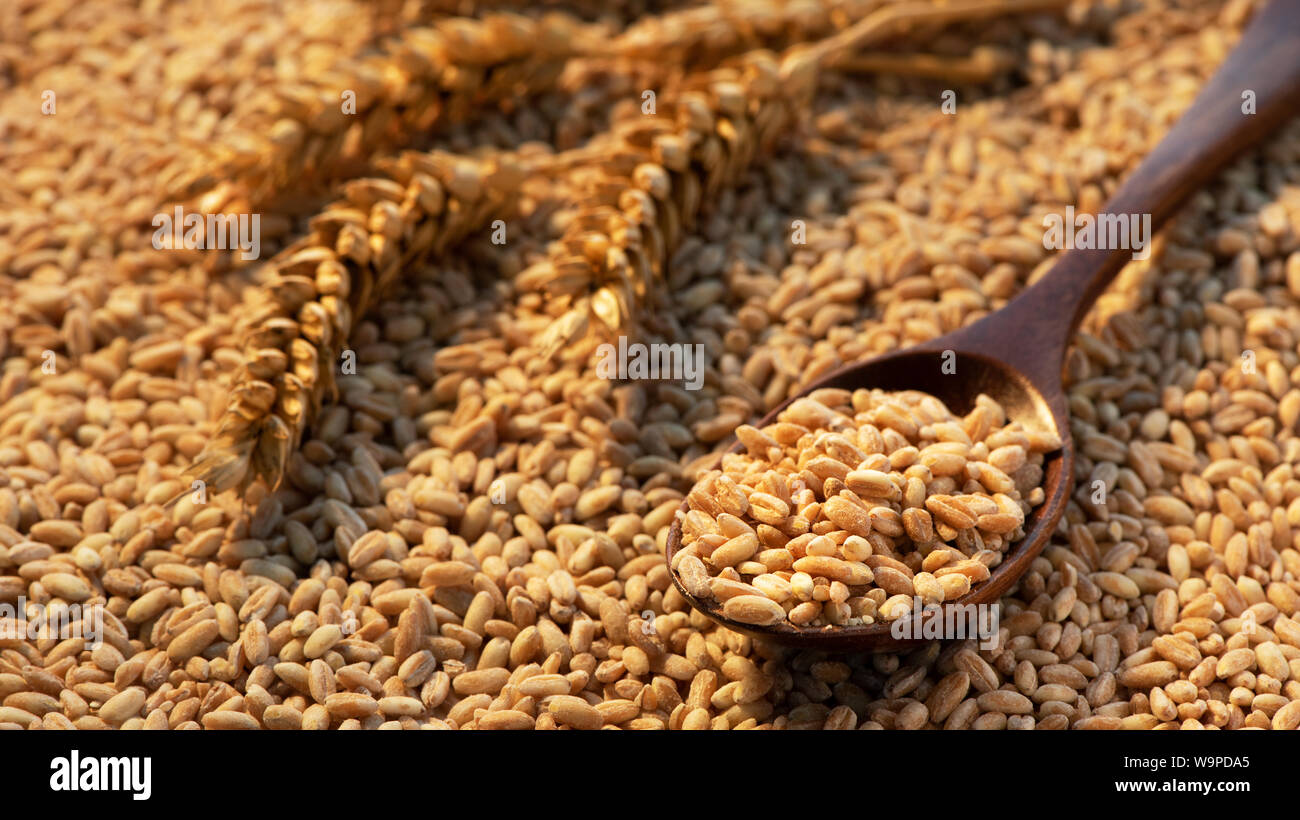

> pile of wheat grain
[3,0,1300,731]
[676,390,1057,628]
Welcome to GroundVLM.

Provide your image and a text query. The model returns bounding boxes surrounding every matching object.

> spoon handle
[965,0,1300,389]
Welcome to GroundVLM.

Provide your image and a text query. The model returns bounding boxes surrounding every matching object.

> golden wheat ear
[170,13,604,210]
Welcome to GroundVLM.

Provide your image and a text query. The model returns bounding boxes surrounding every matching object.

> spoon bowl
[665,347,1074,651]
[665,0,1300,652]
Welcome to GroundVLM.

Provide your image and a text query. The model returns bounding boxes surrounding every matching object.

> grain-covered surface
[2,0,1300,731]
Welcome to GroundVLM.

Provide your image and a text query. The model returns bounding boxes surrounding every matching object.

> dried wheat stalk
[423,0,692,20]
[838,46,1016,83]
[166,13,608,207]
[611,0,892,65]
[534,0,1071,357]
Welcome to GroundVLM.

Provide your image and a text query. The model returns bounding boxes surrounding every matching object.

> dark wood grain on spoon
[666,0,1300,652]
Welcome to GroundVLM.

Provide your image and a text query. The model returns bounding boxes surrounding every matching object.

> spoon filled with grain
[666,0,1300,651]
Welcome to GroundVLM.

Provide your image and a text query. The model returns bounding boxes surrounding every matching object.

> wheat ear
[166,13,606,207]
[534,0,1070,355]
[181,150,534,496]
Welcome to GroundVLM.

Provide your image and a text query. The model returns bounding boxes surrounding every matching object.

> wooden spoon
[665,0,1300,652]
